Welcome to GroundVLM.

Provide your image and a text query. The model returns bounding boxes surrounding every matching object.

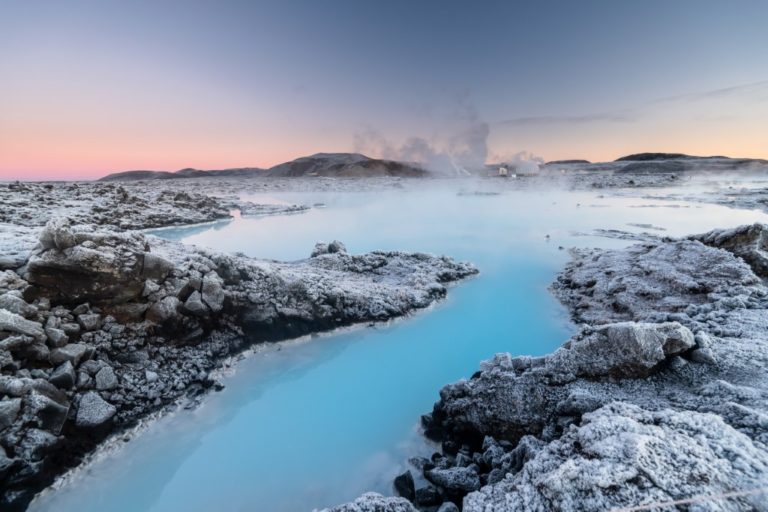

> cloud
[498,112,634,127]
[653,79,768,105]
[496,79,768,128]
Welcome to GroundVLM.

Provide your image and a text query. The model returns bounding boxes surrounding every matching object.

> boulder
[201,273,225,313]
[141,252,175,281]
[0,293,37,318]
[18,428,60,462]
[414,485,442,507]
[0,375,27,397]
[24,388,70,433]
[75,391,116,428]
[146,296,180,324]
[45,327,68,348]
[312,240,348,257]
[0,309,45,343]
[0,398,21,429]
[38,217,76,250]
[27,220,147,304]
[328,240,347,254]
[48,361,75,390]
[61,322,80,335]
[546,322,695,380]
[426,466,481,493]
[49,343,88,366]
[393,470,415,501]
[95,366,118,390]
[77,313,102,331]
[690,347,717,365]
[183,290,209,316]
[0,446,15,480]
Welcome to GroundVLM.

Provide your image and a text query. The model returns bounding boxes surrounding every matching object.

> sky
[1,0,767,180]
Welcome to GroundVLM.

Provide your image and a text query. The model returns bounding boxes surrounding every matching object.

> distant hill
[545,159,591,165]
[614,155,768,174]
[264,153,427,177]
[97,170,178,181]
[99,167,263,182]
[98,153,427,181]
[613,152,729,162]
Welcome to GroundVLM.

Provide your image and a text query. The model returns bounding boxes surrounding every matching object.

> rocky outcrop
[464,403,768,511]
[25,219,150,304]
[0,219,476,510]
[691,222,768,278]
[362,225,768,511]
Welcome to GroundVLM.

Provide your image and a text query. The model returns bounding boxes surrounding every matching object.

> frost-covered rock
[464,403,768,512]
[545,321,694,380]
[0,309,45,342]
[75,391,116,428]
[692,222,768,278]
[26,220,149,304]
[94,366,118,390]
[426,466,481,493]
[320,492,417,512]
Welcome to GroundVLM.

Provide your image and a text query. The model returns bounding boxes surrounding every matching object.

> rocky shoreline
[0,215,476,510]
[329,224,768,511]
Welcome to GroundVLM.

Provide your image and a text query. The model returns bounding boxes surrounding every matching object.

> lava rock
[75,391,116,428]
[141,252,174,280]
[0,309,45,342]
[77,313,102,331]
[95,366,118,390]
[49,343,88,366]
[426,466,482,493]
[414,485,441,507]
[146,296,180,324]
[201,272,225,313]
[0,398,21,429]
[48,361,75,390]
[44,327,68,348]
[393,470,415,501]
[183,290,209,316]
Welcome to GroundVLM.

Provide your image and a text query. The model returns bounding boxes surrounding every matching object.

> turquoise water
[30,185,768,512]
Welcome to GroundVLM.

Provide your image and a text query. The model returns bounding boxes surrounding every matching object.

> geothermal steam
[354,98,541,175]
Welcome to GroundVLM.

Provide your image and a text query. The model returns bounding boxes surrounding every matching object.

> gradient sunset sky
[1,0,767,180]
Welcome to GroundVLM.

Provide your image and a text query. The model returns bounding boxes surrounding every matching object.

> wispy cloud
[499,112,634,127]
[653,79,768,104]
[497,78,768,128]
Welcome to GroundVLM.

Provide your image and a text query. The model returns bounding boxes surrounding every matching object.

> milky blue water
[30,184,768,512]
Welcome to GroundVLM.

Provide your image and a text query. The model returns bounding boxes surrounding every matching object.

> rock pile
[0,182,232,229]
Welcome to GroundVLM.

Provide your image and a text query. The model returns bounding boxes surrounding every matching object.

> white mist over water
[30,183,768,512]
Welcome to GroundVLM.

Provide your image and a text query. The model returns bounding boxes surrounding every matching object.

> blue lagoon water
[30,185,768,512]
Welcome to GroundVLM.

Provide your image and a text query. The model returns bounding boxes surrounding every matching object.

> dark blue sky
[1,0,767,177]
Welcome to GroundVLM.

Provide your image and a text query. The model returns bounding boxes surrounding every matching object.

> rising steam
[354,96,541,176]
